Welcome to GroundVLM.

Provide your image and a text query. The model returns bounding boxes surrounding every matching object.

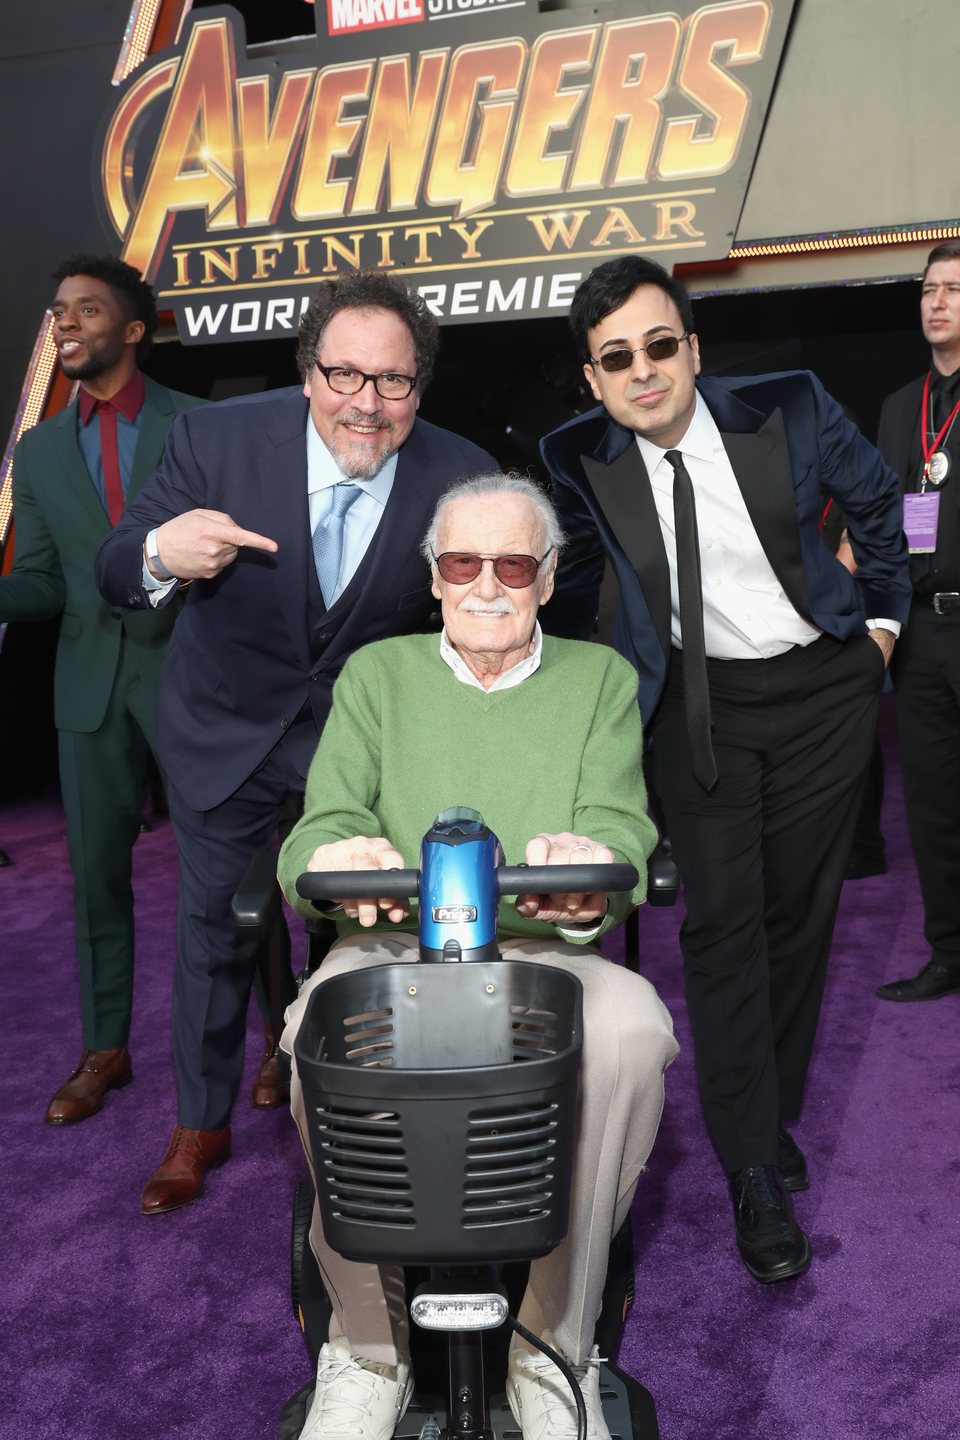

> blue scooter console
[418,806,502,963]
[294,808,639,958]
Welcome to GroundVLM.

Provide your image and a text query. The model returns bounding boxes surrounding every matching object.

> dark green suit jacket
[2,375,204,733]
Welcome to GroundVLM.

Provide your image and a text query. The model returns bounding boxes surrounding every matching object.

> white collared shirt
[306,418,397,604]
[638,395,822,659]
[439,621,543,691]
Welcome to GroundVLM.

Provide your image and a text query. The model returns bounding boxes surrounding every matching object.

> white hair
[420,473,566,564]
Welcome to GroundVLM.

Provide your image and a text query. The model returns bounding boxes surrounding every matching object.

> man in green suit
[1,254,203,1124]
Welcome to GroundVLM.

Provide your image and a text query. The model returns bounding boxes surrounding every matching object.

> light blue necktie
[313,483,361,606]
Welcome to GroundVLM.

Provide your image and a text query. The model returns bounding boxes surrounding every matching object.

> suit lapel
[260,392,313,667]
[363,431,436,578]
[896,384,924,490]
[578,392,814,644]
[49,405,112,531]
[582,441,673,656]
[722,408,812,621]
[128,378,175,499]
[325,425,438,654]
[48,379,175,519]
[896,382,930,582]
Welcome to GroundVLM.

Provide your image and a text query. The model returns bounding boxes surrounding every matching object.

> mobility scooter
[277,807,662,1440]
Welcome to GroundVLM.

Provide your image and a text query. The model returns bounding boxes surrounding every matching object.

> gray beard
[327,419,397,480]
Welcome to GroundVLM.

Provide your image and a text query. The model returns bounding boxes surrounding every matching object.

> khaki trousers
[282,933,678,1366]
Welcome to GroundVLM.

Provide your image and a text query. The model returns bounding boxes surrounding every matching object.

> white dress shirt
[636,394,897,657]
[439,621,543,691]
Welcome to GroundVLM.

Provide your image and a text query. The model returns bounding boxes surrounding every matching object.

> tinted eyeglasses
[591,333,690,372]
[314,361,418,400]
[432,549,553,588]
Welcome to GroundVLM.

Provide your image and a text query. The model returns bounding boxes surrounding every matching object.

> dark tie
[313,483,361,606]
[666,449,718,792]
[95,399,125,526]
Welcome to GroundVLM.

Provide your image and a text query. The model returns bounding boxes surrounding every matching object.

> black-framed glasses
[314,361,418,400]
[590,333,690,372]
[432,549,553,588]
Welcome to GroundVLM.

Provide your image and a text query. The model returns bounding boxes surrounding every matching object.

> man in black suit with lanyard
[541,256,910,1283]
[875,241,960,1005]
[97,272,495,1215]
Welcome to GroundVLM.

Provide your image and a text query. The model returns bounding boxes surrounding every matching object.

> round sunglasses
[432,548,553,588]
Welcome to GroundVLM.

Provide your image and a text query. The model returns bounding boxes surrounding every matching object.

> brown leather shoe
[251,1026,289,1109]
[140,1125,231,1215]
[45,1048,132,1125]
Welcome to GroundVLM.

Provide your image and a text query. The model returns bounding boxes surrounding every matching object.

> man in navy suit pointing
[96,271,495,1215]
[541,257,910,1284]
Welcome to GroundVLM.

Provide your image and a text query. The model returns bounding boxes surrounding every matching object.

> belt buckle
[933,593,960,615]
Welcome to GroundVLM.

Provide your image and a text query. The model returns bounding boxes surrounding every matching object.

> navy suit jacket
[541,370,911,724]
[95,385,496,810]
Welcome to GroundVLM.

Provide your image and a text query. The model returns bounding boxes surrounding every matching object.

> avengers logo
[96,0,793,336]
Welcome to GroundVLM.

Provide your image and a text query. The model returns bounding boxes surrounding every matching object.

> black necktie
[666,450,718,792]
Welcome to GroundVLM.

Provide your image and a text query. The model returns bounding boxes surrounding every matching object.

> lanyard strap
[920,371,960,477]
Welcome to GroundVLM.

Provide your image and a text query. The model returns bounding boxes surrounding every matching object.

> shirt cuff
[865,618,901,637]
[142,559,179,606]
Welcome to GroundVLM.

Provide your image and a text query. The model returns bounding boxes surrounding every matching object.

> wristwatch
[145,528,175,582]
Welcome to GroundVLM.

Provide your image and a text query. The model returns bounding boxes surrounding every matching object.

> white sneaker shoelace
[507,1333,611,1440]
[300,1337,413,1440]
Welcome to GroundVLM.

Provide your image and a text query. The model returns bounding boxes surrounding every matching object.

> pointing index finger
[229,526,278,554]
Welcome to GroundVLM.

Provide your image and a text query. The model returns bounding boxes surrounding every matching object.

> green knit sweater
[278,633,656,943]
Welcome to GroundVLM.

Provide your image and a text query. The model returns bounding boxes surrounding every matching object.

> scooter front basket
[294,959,582,1265]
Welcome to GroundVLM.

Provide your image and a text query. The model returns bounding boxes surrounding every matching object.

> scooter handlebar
[296,870,421,901]
[497,863,639,895]
[295,862,639,903]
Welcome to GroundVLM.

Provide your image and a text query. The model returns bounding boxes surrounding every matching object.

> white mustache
[457,597,518,616]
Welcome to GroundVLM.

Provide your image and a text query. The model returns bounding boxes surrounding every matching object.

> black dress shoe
[876,960,960,1003]
[777,1126,809,1192]
[845,850,887,880]
[729,1165,812,1283]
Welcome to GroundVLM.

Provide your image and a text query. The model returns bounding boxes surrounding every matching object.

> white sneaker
[299,1336,414,1440]
[507,1331,611,1440]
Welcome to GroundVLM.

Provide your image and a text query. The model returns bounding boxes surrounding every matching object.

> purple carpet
[2,695,959,1439]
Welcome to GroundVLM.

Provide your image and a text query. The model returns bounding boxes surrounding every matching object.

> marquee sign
[97,0,795,343]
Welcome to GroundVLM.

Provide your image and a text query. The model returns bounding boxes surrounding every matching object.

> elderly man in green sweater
[277,474,678,1440]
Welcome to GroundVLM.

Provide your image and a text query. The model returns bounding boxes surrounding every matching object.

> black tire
[290,1176,315,1322]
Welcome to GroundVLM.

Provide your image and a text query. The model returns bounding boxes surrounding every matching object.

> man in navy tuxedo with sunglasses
[541,256,910,1284]
[96,271,495,1216]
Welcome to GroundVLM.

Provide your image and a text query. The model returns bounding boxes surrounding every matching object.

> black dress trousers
[649,631,885,1173]
[893,606,960,973]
